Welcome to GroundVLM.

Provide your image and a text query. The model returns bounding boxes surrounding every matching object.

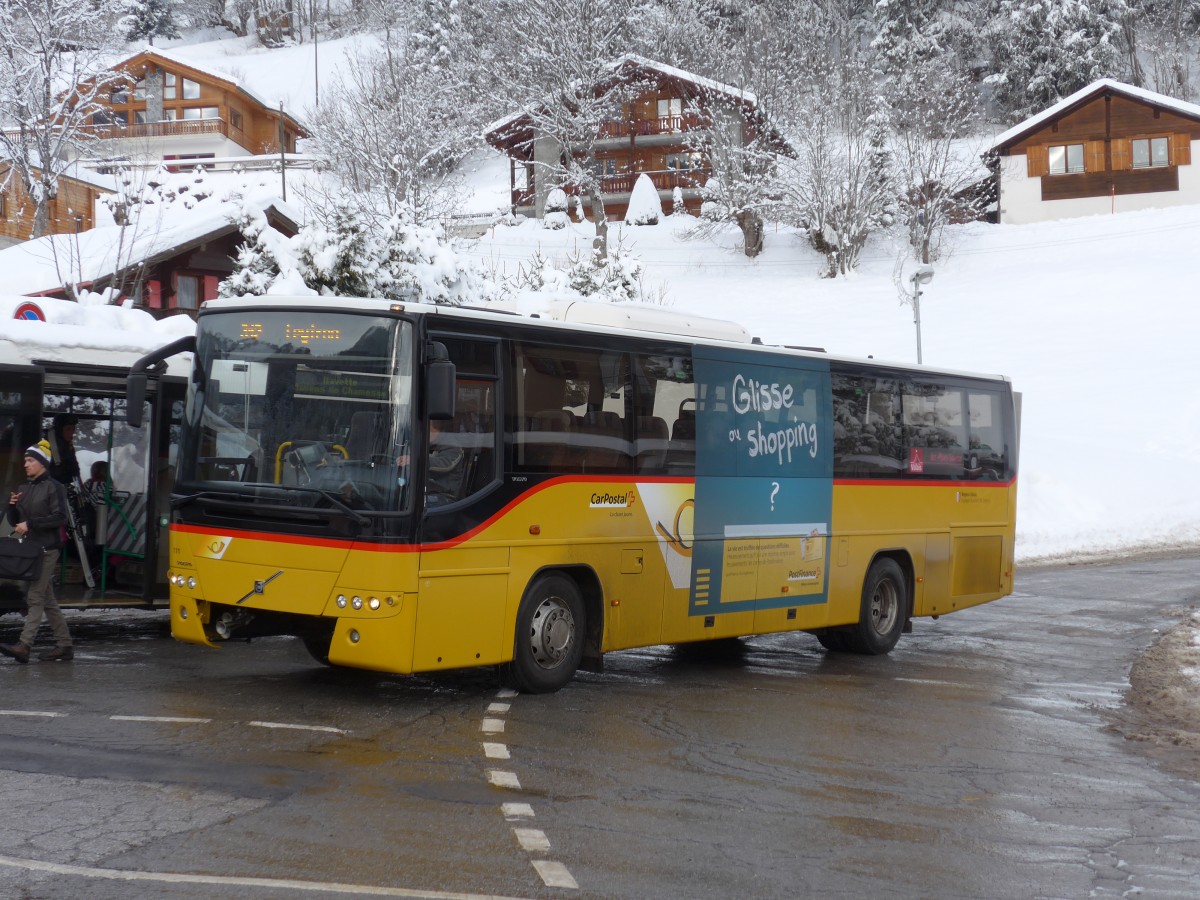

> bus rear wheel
[505,573,585,694]
[842,557,908,655]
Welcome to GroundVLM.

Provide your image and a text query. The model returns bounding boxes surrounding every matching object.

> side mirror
[424,341,456,421]
[126,374,147,427]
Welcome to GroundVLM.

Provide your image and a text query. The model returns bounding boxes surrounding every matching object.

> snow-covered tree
[221,197,487,304]
[985,0,1131,122]
[0,0,126,238]
[118,0,183,44]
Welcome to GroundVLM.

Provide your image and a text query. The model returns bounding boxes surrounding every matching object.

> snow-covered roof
[483,55,758,138]
[988,79,1200,151]
[0,191,299,297]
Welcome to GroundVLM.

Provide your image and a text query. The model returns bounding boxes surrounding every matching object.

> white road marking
[501,803,534,819]
[487,702,511,714]
[0,709,65,718]
[481,717,505,733]
[487,770,521,789]
[110,715,213,724]
[248,721,346,734]
[513,829,550,853]
[0,853,537,898]
[531,860,578,890]
[483,742,510,759]
[495,688,518,699]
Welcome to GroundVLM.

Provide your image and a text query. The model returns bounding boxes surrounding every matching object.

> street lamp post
[909,266,934,365]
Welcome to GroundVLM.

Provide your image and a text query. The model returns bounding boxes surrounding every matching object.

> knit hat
[24,439,52,468]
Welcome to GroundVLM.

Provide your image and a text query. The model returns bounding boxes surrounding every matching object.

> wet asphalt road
[0,555,1198,899]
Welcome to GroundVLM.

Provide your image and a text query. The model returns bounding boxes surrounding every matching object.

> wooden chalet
[986,79,1200,224]
[0,164,113,248]
[1,49,307,245]
[70,48,307,164]
[484,56,784,222]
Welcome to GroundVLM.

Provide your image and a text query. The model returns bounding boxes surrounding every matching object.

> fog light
[336,595,347,608]
[351,596,363,610]
[186,576,197,590]
[179,606,188,620]
[349,629,360,643]
[368,597,380,610]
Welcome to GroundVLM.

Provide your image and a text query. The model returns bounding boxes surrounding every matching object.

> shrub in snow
[564,244,643,303]
[700,176,727,221]
[543,187,570,230]
[574,196,586,222]
[624,173,661,225]
[671,186,686,216]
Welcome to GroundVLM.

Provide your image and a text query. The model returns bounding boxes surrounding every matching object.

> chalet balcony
[77,118,233,142]
[597,115,706,138]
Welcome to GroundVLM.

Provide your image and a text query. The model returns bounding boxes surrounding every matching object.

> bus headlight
[186,576,197,590]
[336,595,347,608]
[368,597,380,610]
[351,596,363,610]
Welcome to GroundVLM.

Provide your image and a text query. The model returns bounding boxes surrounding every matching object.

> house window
[134,78,147,101]
[1131,137,1170,168]
[665,152,702,171]
[111,86,129,104]
[181,107,220,120]
[231,109,243,130]
[164,73,176,100]
[1048,143,1085,175]
[135,110,147,125]
[595,158,618,177]
[176,275,200,310]
[182,78,201,100]
[0,194,5,219]
[657,98,682,119]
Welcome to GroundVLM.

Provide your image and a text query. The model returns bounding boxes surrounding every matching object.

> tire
[505,573,585,694]
[815,630,847,652]
[300,631,333,666]
[842,557,908,655]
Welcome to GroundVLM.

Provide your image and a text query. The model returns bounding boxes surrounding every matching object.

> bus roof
[198,295,1010,384]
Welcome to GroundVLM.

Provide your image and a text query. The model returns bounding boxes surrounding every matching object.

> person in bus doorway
[47,414,81,486]
[0,440,74,663]
[397,419,464,507]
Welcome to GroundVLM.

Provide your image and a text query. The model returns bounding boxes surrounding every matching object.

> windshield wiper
[171,486,370,525]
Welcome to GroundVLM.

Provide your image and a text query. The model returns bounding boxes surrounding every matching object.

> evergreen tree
[118,0,182,45]
[985,0,1130,122]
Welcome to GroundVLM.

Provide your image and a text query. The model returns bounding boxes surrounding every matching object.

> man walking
[0,440,74,663]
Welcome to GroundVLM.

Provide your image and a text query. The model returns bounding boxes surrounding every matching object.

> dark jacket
[48,429,80,485]
[8,472,68,550]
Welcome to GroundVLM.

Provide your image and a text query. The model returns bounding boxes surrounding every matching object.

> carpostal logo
[590,490,637,509]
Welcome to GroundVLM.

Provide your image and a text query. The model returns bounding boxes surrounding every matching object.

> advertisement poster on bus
[686,349,833,617]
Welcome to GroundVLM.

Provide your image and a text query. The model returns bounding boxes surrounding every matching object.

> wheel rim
[528,596,575,669]
[868,578,899,636]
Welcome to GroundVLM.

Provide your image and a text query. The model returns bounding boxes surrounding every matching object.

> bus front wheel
[505,573,585,694]
[843,557,908,655]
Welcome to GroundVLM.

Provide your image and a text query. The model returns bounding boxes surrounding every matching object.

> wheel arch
[525,564,605,672]
[867,548,915,623]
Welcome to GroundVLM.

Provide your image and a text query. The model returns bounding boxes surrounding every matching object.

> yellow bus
[128,296,1018,693]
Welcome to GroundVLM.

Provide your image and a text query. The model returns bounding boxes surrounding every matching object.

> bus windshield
[178,310,414,516]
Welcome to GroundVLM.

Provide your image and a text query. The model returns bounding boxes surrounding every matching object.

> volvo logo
[236,570,283,605]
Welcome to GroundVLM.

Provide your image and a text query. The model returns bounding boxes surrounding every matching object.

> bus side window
[832,371,903,478]
[630,351,694,475]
